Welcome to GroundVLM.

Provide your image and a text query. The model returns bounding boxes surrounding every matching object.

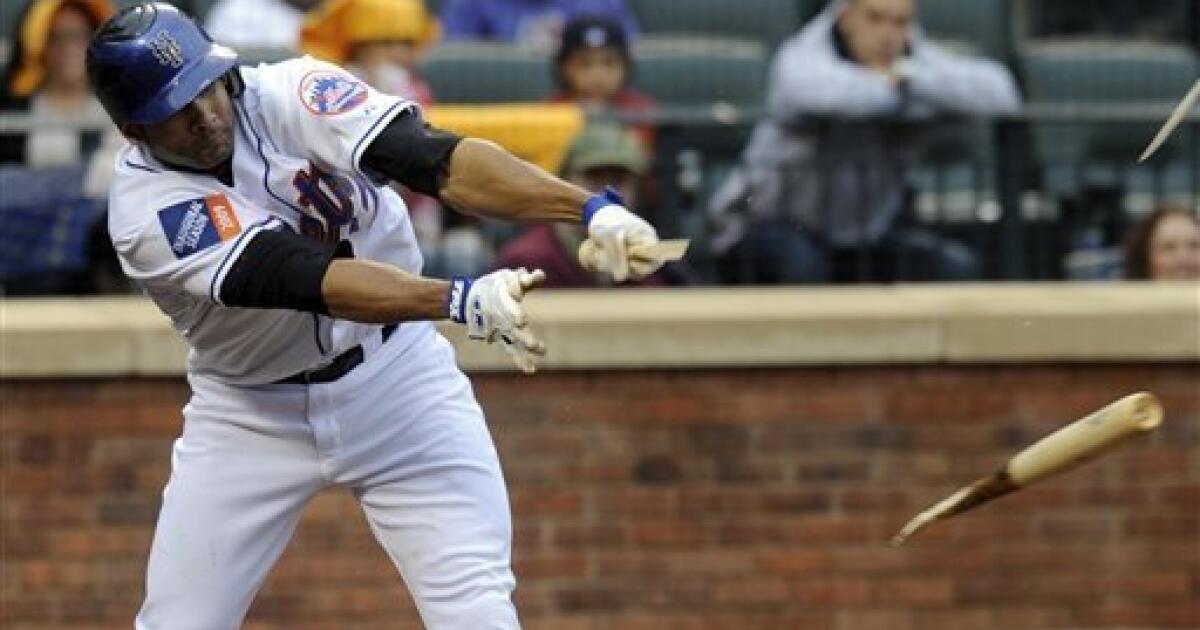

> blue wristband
[581,186,627,226]
[447,276,473,323]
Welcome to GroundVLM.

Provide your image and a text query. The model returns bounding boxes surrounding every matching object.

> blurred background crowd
[1,0,1198,296]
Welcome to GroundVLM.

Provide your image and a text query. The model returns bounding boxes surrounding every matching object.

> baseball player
[86,4,662,628]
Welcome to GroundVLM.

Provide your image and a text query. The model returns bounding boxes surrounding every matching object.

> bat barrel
[1129,392,1165,431]
[892,392,1164,546]
[1005,392,1163,486]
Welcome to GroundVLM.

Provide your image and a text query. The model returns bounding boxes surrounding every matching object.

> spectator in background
[205,0,321,50]
[709,0,1020,284]
[300,0,440,106]
[549,15,654,148]
[496,122,690,287]
[0,0,125,295]
[1123,205,1200,280]
[441,0,637,50]
[1,0,116,178]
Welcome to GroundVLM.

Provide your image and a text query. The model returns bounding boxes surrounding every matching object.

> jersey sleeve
[268,56,417,182]
[110,181,281,305]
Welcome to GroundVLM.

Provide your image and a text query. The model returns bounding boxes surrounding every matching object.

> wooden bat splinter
[1139,79,1200,163]
[891,392,1164,547]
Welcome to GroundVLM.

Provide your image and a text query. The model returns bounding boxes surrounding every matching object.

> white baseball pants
[134,325,519,629]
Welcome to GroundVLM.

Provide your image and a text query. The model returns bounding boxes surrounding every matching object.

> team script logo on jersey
[293,164,358,244]
[157,194,242,258]
[299,71,368,116]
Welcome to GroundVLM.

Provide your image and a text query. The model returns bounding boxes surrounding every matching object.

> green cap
[560,122,648,177]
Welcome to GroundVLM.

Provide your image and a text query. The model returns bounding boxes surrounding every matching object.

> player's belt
[275,324,398,385]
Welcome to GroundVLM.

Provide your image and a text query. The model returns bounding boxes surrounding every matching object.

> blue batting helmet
[87,2,237,125]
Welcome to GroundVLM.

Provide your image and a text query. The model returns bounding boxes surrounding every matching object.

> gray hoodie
[709,0,1021,252]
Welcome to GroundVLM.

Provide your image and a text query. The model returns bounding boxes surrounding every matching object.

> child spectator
[300,0,440,106]
[1123,205,1200,280]
[495,122,691,287]
[441,0,637,49]
[548,15,654,148]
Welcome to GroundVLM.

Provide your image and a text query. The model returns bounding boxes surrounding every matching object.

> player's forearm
[321,259,449,323]
[440,138,589,223]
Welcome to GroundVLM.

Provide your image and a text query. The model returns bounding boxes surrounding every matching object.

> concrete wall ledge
[2,283,1197,377]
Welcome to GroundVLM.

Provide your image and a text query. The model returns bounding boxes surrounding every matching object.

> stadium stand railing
[637,106,1197,282]
[2,105,1195,290]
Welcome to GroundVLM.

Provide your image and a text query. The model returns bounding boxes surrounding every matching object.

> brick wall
[3,364,1198,629]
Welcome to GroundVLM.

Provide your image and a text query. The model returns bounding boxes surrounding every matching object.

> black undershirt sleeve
[218,228,351,314]
[360,108,463,197]
[221,109,460,314]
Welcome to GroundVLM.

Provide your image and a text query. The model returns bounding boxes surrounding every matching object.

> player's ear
[221,68,245,98]
[120,123,146,142]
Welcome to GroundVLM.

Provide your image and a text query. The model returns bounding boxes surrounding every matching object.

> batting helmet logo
[149,31,185,68]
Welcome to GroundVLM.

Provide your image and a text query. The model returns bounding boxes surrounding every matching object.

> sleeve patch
[298,70,368,116]
[157,193,242,258]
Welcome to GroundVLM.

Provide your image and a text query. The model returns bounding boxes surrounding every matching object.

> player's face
[562,48,626,104]
[1148,213,1200,280]
[128,79,235,171]
[840,0,914,69]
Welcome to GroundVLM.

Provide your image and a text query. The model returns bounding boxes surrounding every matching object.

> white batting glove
[448,268,547,374]
[583,187,662,282]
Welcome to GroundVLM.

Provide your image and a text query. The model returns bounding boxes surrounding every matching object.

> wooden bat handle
[578,239,690,271]
[1139,78,1200,162]
[891,473,1017,546]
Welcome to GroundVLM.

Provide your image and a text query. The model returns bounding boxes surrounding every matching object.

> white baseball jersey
[108,56,427,384]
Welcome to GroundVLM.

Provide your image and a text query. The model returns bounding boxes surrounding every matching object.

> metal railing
[627,104,1199,282]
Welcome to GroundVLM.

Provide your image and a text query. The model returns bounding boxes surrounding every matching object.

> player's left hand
[582,187,662,282]
[448,268,547,374]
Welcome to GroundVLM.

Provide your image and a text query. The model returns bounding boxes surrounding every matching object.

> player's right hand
[582,187,662,283]
[448,268,547,374]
